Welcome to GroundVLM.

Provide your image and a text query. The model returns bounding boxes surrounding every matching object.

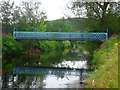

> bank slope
[86,35,119,88]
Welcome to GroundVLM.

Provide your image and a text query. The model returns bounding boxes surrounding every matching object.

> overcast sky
[40,0,72,20]
[8,0,73,20]
[1,0,119,20]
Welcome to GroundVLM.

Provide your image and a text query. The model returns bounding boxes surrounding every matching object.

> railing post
[106,29,108,41]
[13,28,16,38]
[106,29,109,49]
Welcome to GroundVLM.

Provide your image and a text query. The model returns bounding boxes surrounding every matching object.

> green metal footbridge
[13,30,108,41]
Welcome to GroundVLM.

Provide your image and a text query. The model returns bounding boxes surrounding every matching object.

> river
[2,47,90,89]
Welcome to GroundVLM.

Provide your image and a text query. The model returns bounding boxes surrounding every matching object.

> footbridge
[13,30,108,41]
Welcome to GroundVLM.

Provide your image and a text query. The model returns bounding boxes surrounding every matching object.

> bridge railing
[13,31,108,41]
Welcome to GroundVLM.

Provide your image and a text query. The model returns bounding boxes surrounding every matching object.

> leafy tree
[69,1,120,34]
[14,0,47,31]
[0,0,47,32]
[0,0,14,32]
[1,0,47,55]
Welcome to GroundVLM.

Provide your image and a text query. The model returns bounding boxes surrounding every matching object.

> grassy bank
[85,35,119,88]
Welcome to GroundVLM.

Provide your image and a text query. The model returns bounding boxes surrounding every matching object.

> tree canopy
[69,1,120,34]
[0,0,47,32]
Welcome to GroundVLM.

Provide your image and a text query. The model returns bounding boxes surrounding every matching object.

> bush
[2,34,22,55]
[39,41,67,51]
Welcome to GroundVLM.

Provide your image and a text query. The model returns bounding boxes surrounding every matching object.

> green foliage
[38,40,71,51]
[40,50,63,67]
[2,34,22,55]
[62,41,71,48]
[92,35,119,69]
[85,19,101,32]
[39,19,47,32]
[105,14,120,34]
[46,18,73,32]
[86,35,119,88]
[1,0,47,32]
[69,2,120,34]
[39,41,63,51]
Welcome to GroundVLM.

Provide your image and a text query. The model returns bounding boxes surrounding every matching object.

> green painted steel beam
[13,31,108,41]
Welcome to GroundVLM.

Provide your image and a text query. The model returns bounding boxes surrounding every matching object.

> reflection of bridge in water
[13,66,89,77]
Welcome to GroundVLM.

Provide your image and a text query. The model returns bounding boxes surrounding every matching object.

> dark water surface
[2,48,89,89]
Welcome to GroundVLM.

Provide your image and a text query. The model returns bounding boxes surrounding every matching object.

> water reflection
[2,48,89,88]
[43,75,80,88]
[6,74,85,88]
[55,60,87,69]
[13,67,87,76]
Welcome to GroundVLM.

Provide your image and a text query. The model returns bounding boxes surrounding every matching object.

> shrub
[2,34,22,55]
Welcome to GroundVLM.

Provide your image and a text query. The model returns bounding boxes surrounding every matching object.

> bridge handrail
[13,31,108,41]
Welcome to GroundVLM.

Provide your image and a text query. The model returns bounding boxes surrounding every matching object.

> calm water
[2,48,89,89]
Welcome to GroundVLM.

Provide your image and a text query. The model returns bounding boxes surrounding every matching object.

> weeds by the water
[86,35,119,88]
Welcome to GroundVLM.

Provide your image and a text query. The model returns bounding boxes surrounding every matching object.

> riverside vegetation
[85,35,119,88]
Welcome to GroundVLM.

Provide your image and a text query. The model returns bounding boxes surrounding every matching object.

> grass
[85,35,119,88]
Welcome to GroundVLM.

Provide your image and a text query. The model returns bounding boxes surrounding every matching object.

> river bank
[85,35,119,88]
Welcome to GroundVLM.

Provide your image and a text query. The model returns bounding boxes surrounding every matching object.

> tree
[0,0,47,32]
[14,0,47,31]
[0,0,14,32]
[1,0,47,53]
[69,1,120,34]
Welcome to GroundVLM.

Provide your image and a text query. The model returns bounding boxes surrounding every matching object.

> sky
[40,0,72,20]
[9,0,73,20]
[1,0,119,20]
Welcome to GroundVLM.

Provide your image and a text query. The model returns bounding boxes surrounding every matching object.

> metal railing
[13,31,108,41]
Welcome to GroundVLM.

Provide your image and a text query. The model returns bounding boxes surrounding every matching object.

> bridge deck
[13,31,108,41]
